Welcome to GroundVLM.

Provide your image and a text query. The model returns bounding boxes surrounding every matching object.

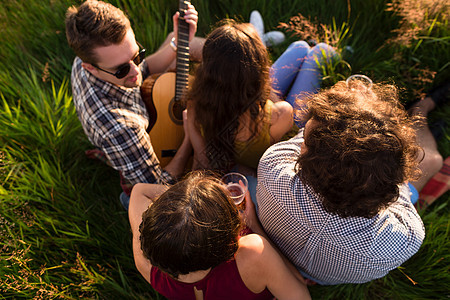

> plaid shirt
[70,57,174,186]
[256,129,425,285]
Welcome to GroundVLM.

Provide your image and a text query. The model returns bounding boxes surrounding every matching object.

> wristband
[170,37,177,52]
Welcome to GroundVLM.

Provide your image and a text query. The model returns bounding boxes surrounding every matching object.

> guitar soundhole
[169,98,184,125]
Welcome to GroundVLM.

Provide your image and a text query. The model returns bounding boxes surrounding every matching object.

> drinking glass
[345,74,373,91]
[221,172,248,205]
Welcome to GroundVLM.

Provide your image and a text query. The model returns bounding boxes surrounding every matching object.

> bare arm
[128,183,168,284]
[242,192,307,285]
[269,101,294,143]
[186,102,209,169]
[164,111,192,179]
[144,35,176,75]
[237,235,311,300]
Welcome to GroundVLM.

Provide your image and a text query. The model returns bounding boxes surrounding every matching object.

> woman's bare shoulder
[234,234,268,293]
[270,101,294,142]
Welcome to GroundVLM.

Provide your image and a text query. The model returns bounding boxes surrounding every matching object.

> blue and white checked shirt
[256,129,425,285]
[71,57,174,186]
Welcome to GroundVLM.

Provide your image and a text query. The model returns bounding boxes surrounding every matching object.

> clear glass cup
[345,74,373,91]
[221,172,248,206]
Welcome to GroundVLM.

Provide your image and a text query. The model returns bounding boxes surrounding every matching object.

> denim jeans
[271,41,336,127]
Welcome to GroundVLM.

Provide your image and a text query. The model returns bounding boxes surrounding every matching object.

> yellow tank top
[234,100,273,169]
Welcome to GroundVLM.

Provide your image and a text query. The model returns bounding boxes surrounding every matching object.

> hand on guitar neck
[173,1,198,47]
[144,2,201,75]
[140,1,204,176]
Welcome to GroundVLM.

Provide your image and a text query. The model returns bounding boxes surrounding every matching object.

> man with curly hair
[256,79,434,285]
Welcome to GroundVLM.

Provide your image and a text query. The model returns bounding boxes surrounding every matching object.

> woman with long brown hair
[186,20,294,171]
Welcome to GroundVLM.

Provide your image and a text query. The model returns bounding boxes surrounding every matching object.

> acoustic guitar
[140,0,192,167]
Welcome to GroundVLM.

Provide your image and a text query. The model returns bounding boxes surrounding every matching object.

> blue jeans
[246,175,258,210]
[271,41,336,127]
[408,182,419,205]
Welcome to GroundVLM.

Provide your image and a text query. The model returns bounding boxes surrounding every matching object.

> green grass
[0,0,449,299]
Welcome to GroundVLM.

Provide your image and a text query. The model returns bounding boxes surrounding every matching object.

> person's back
[149,236,273,300]
[256,79,425,284]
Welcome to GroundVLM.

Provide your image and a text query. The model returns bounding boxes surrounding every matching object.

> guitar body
[147,72,193,167]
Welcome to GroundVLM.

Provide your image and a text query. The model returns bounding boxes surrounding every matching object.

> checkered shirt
[256,129,425,285]
[70,57,174,186]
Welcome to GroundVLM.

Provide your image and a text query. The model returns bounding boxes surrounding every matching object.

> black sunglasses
[93,43,146,79]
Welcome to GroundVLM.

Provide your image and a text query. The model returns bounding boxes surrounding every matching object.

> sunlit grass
[0,0,448,299]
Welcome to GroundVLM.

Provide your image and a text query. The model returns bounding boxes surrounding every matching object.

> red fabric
[304,278,318,286]
[150,259,273,300]
[238,225,253,237]
[416,156,450,209]
[85,149,109,165]
[119,172,133,196]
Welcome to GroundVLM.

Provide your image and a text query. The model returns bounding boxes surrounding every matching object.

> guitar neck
[175,0,190,102]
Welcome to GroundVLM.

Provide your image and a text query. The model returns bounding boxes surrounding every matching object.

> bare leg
[409,97,444,191]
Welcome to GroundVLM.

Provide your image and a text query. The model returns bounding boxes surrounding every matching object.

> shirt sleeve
[100,124,174,186]
[256,129,305,217]
[258,129,304,179]
[381,184,426,259]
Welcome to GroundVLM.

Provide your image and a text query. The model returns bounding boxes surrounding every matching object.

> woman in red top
[129,171,310,300]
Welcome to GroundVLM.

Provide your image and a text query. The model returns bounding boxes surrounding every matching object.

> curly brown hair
[296,80,422,218]
[65,0,130,64]
[139,171,241,278]
[187,20,271,170]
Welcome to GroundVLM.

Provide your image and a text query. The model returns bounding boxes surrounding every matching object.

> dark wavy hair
[296,80,422,218]
[139,171,241,278]
[187,20,271,170]
[65,0,130,64]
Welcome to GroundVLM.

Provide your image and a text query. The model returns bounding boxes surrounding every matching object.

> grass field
[0,0,449,299]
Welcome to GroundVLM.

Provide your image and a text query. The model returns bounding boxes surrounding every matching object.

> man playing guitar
[65,0,204,209]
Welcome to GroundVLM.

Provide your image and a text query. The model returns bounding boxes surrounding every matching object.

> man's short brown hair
[296,81,422,218]
[65,0,131,63]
